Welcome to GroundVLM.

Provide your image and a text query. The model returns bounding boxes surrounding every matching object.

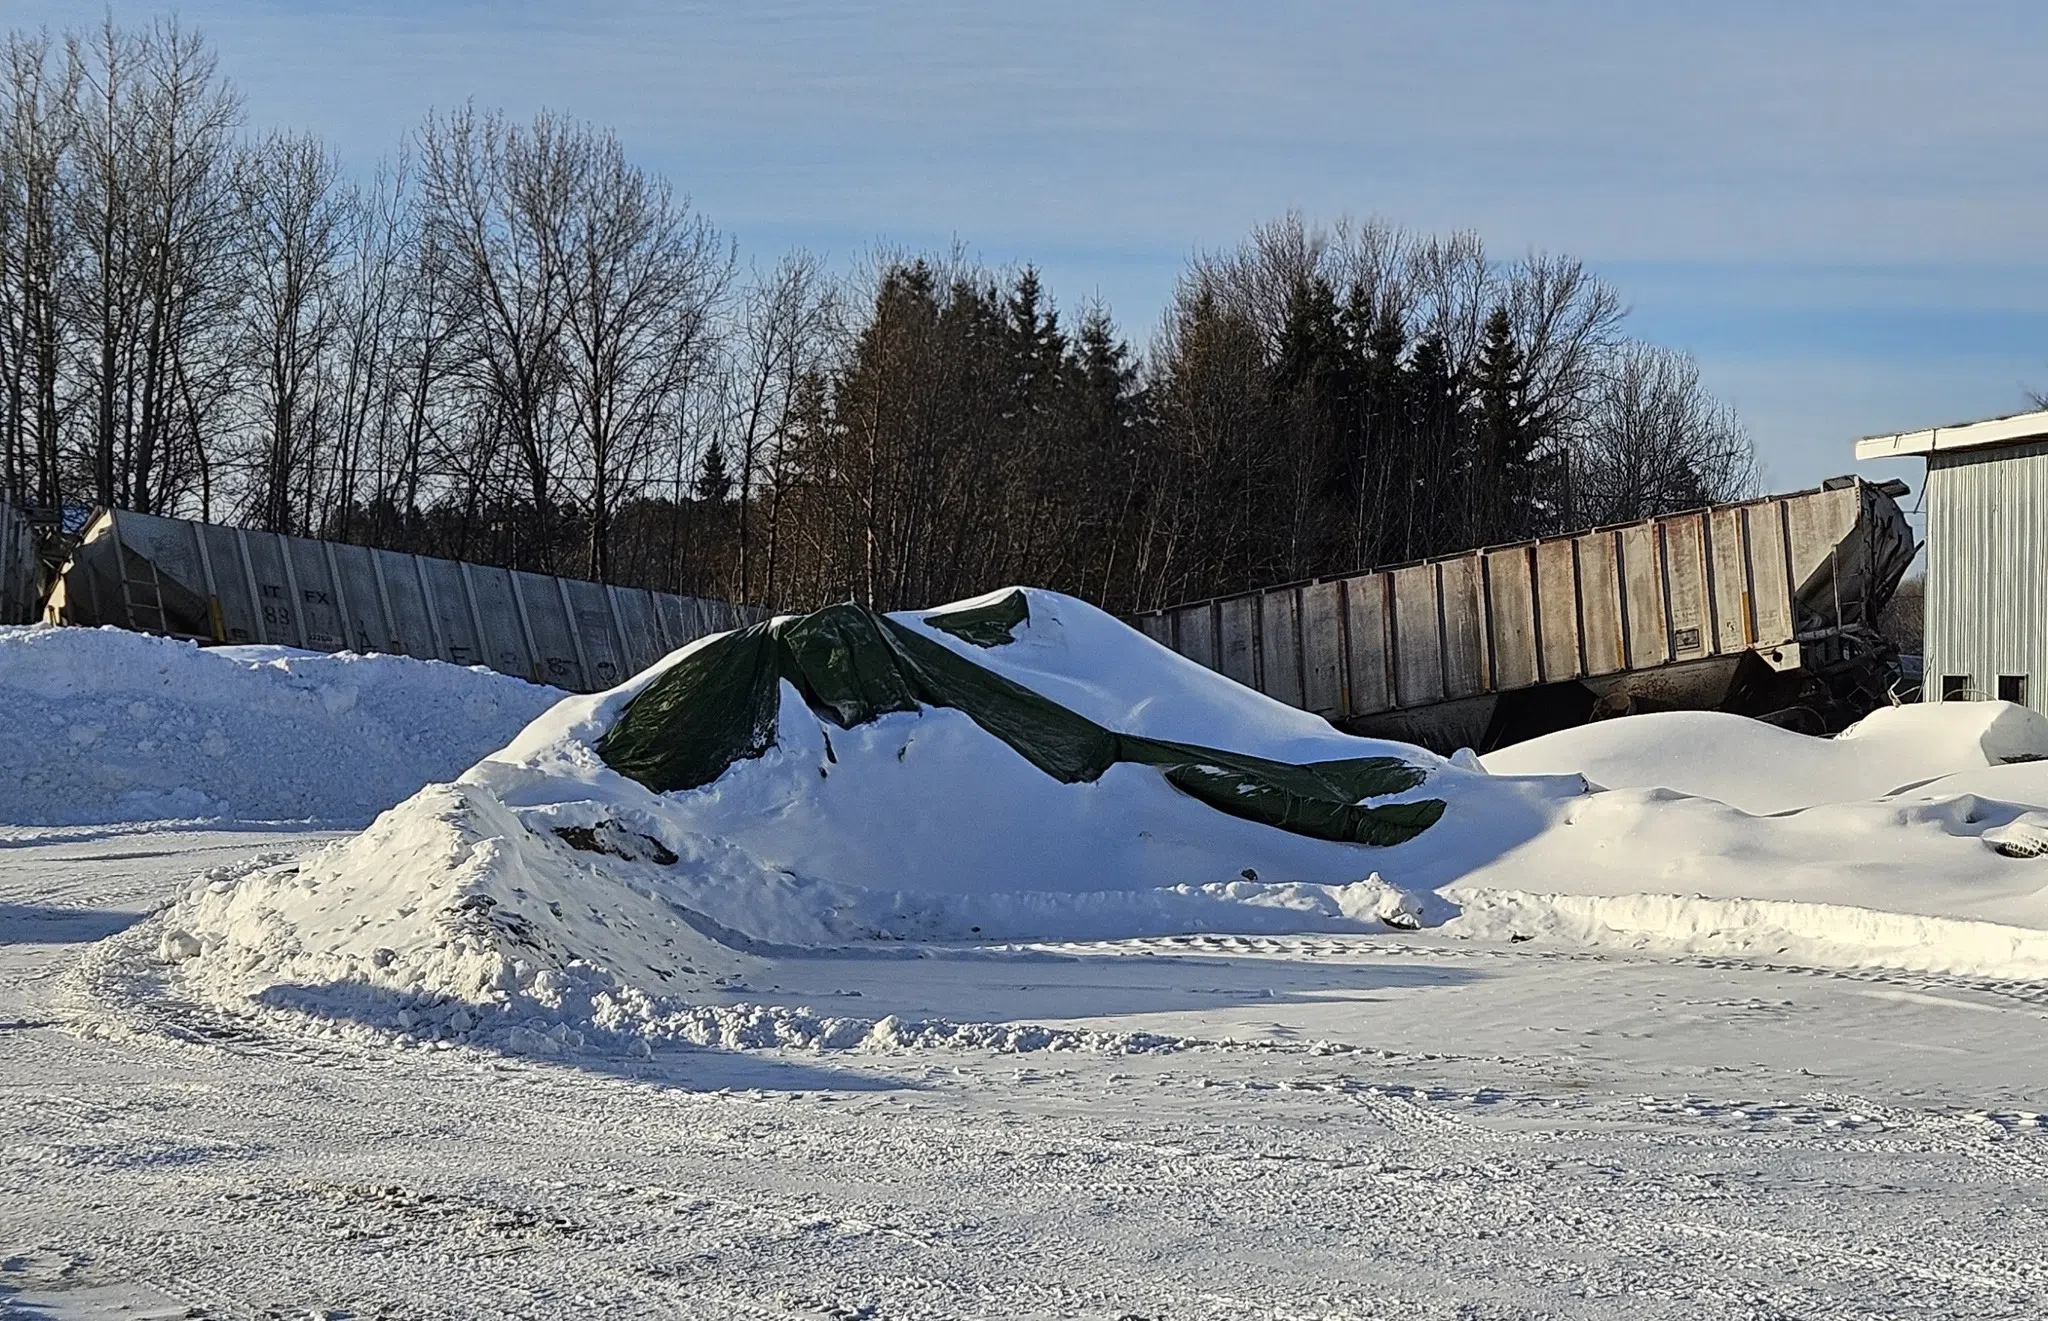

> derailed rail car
[0,492,36,625]
[1131,477,1917,751]
[44,507,764,693]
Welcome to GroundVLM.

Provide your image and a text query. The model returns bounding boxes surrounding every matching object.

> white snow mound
[0,624,564,825]
[1482,702,2048,813]
[159,779,1194,1056]
[163,781,762,1052]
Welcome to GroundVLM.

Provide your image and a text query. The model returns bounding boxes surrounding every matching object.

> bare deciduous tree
[0,29,74,507]
[0,13,1766,627]
[418,106,576,568]
[236,130,348,532]
[1569,342,1758,525]
[557,126,726,581]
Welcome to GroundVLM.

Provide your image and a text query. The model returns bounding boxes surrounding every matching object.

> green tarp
[596,597,1446,848]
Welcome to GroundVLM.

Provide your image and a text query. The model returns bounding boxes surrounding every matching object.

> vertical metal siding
[1575,531,1626,676]
[1258,589,1305,708]
[1343,575,1391,712]
[1533,539,1581,679]
[1707,505,1751,653]
[1390,564,1443,706]
[1925,442,2048,712]
[1483,548,1540,690]
[1745,501,1794,646]
[1298,581,1346,715]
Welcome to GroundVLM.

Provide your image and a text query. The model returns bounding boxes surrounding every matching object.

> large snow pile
[149,591,1583,1044]
[0,625,564,826]
[1483,703,2048,812]
[137,589,2048,1051]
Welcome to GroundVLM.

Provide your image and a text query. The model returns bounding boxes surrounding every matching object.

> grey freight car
[43,507,764,693]
[1132,476,1916,750]
[0,492,36,624]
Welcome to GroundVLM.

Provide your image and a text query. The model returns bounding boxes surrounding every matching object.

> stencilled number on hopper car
[546,657,574,679]
[257,582,291,629]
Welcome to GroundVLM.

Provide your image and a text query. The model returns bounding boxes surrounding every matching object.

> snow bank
[1482,702,2048,813]
[0,625,563,826]
[1448,887,2048,980]
[1436,784,2048,975]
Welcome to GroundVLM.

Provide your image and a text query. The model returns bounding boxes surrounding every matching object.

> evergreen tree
[1471,304,1534,541]
[693,442,732,505]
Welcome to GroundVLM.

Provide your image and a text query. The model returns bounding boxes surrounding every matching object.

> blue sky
[6,0,2044,501]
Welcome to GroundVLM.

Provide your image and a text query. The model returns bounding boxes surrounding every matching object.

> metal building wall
[1924,440,2048,711]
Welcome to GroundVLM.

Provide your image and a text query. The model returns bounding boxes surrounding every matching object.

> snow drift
[1483,703,2048,813]
[0,624,564,826]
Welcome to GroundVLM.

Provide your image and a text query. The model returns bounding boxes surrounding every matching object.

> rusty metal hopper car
[43,507,765,693]
[1131,477,1918,752]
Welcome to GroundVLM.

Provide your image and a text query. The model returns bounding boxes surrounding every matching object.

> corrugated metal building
[1857,408,2048,710]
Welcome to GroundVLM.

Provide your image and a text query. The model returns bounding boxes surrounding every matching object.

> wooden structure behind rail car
[43,507,764,693]
[1132,477,1916,751]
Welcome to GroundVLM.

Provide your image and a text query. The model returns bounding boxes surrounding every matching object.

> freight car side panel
[46,508,759,693]
[1129,479,1911,724]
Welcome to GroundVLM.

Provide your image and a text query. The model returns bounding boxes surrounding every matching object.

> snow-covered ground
[5,603,2048,1318]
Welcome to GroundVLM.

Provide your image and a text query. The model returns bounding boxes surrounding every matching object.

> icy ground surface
[6,826,2048,1319]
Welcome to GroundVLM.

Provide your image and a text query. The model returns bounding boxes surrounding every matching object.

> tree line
[0,17,1757,616]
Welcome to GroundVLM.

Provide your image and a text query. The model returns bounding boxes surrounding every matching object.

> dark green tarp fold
[921,588,1032,648]
[596,598,1446,847]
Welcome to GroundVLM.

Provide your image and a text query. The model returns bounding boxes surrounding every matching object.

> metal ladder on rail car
[118,554,172,635]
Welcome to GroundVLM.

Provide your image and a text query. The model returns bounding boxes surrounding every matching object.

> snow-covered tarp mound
[141,589,2048,1051]
[0,624,564,826]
